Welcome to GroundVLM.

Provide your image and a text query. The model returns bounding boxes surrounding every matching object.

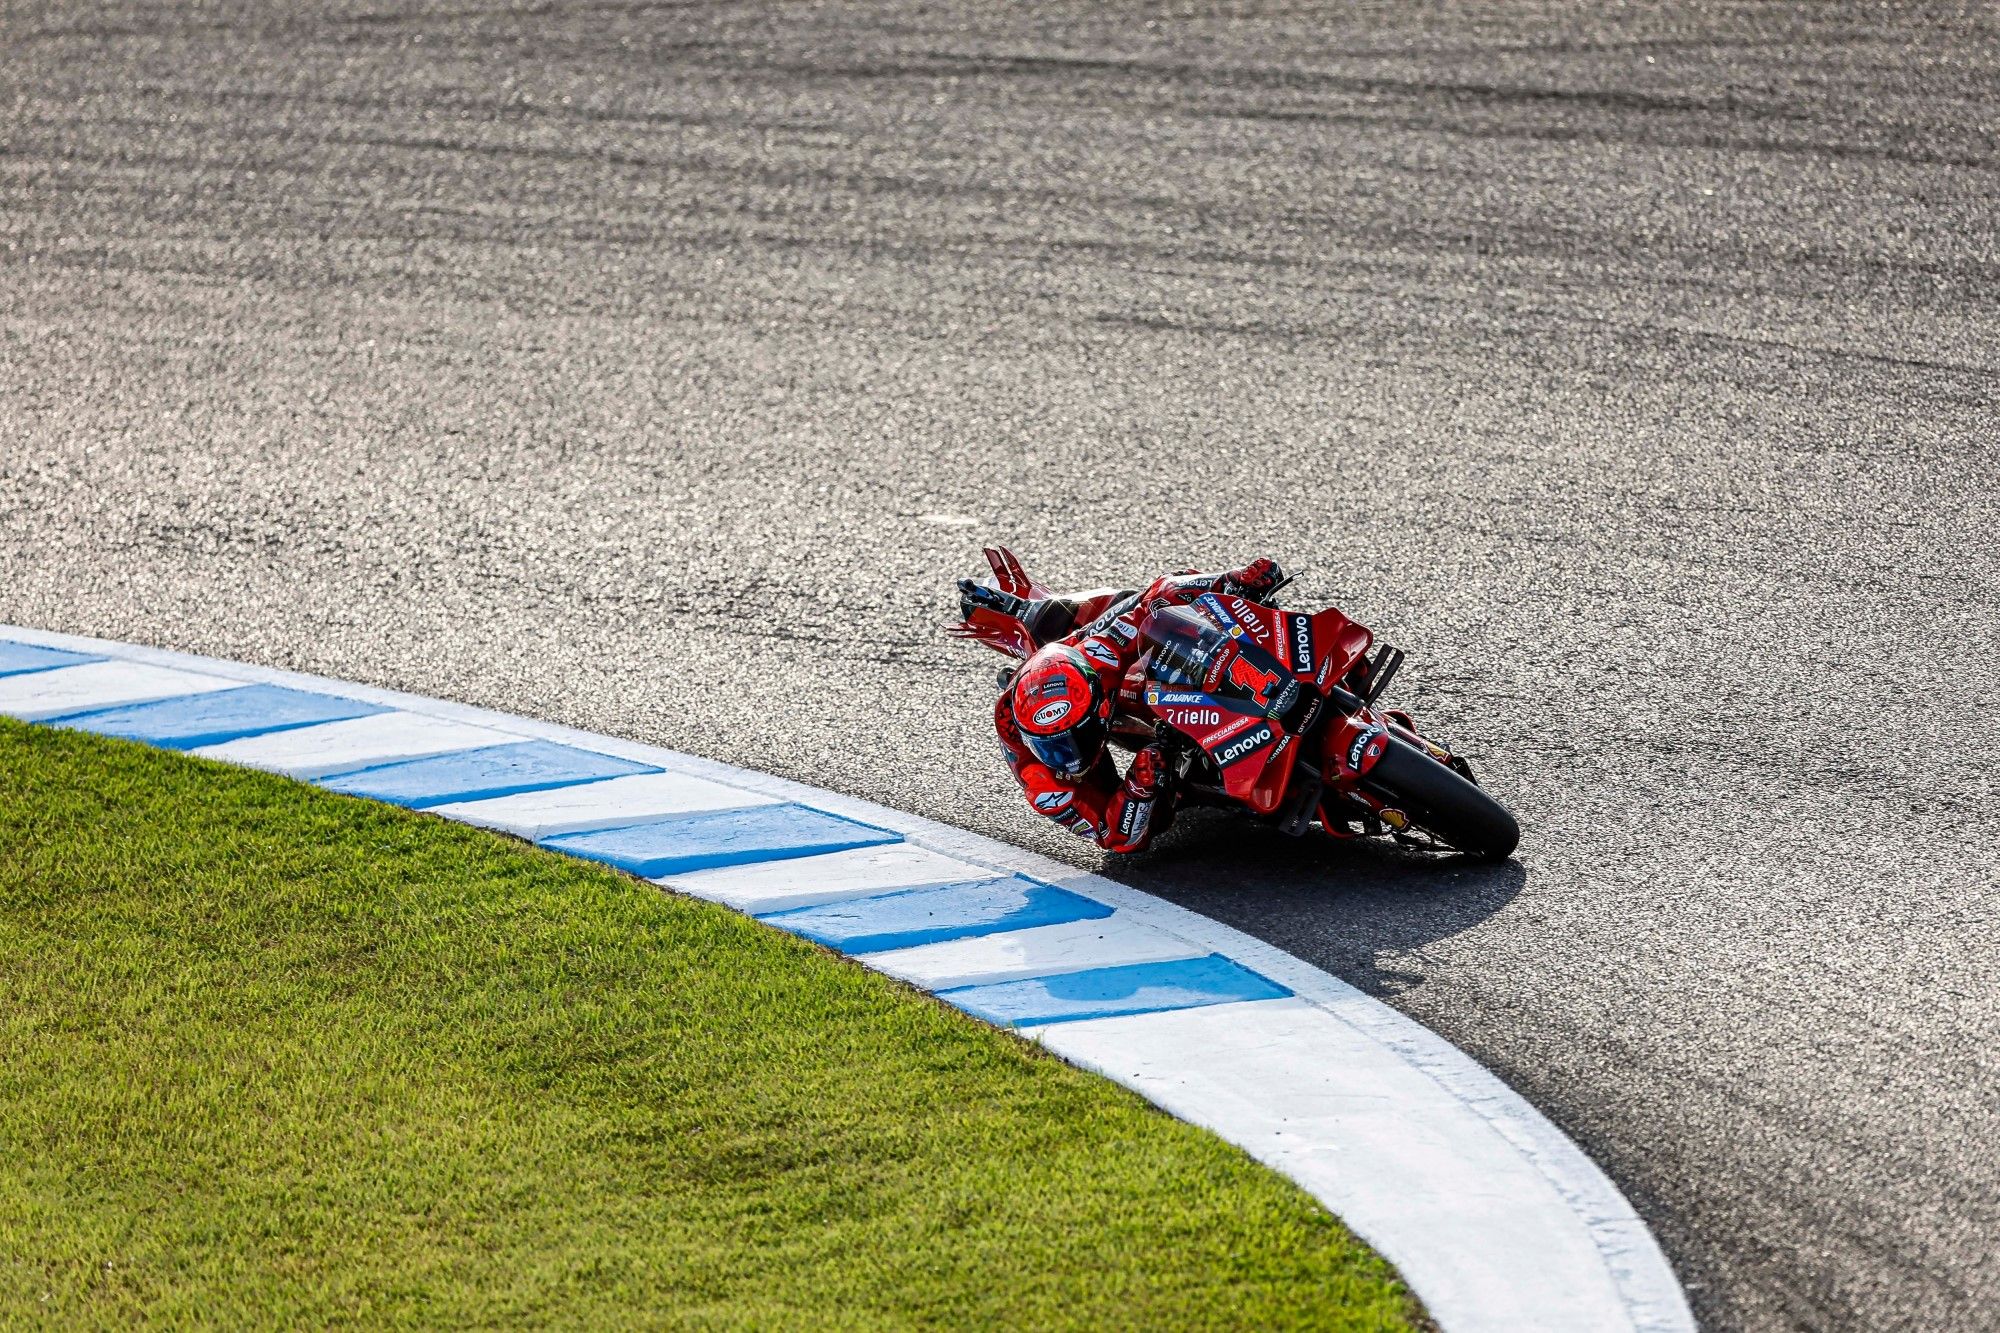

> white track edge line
[0,625,1693,1333]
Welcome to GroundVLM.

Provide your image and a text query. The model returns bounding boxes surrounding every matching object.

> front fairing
[1136,601,1312,814]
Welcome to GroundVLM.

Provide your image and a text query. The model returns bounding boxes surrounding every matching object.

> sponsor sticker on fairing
[1207,715,1257,745]
[1151,689,1212,707]
[1345,724,1387,774]
[1289,615,1314,675]
[1163,707,1223,730]
[1216,724,1274,767]
[1194,593,1238,631]
[1293,695,1323,734]
[1201,642,1240,692]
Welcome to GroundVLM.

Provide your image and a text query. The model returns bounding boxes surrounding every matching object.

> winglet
[984,546,1046,600]
[951,547,1045,660]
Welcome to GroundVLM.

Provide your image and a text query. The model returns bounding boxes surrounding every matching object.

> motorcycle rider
[993,558,1284,853]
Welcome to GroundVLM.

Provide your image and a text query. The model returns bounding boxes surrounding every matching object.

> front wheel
[1360,736,1520,860]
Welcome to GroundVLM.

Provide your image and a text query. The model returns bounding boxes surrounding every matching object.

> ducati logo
[1346,724,1387,773]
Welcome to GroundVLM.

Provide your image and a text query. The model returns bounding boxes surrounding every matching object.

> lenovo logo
[1217,725,1273,766]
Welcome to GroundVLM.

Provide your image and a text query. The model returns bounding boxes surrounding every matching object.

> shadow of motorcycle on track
[1094,806,1527,998]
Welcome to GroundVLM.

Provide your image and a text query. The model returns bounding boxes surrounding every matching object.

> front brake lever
[1260,571,1299,604]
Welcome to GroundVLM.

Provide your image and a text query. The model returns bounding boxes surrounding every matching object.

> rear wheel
[1360,736,1520,860]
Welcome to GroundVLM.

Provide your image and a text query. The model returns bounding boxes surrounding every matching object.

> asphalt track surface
[3,2,1996,1327]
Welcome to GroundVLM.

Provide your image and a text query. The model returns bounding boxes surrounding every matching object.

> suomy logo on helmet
[1031,700,1072,728]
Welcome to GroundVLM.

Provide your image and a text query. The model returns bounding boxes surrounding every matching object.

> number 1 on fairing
[1228,656,1279,705]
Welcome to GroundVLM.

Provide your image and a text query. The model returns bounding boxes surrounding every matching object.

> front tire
[1361,736,1520,860]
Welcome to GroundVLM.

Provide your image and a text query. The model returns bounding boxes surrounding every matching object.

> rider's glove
[1222,558,1283,598]
[1126,744,1170,798]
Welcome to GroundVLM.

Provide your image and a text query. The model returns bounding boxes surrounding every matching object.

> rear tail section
[946,546,1050,660]
[983,546,1047,600]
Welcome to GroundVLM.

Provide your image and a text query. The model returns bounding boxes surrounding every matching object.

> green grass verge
[0,720,1422,1329]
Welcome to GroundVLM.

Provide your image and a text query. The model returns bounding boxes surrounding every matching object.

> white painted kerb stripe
[0,660,237,721]
[1031,999,1626,1330]
[0,626,1693,1333]
[859,913,1206,990]
[193,711,519,778]
[432,770,781,841]
[663,843,995,914]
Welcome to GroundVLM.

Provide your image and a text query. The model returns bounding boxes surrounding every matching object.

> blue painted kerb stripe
[0,642,103,678]
[50,683,388,750]
[542,803,900,877]
[758,876,1111,954]
[938,954,1292,1028]
[318,740,659,808]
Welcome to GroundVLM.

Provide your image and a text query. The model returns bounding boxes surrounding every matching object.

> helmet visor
[1023,712,1107,778]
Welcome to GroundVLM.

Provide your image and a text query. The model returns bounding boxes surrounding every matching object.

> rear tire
[1361,736,1520,860]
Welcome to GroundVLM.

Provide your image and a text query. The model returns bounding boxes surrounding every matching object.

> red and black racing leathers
[994,559,1281,853]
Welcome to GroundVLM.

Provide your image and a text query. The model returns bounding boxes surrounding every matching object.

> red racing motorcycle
[951,547,1519,860]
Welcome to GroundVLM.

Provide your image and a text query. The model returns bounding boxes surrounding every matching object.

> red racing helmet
[1011,643,1111,778]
